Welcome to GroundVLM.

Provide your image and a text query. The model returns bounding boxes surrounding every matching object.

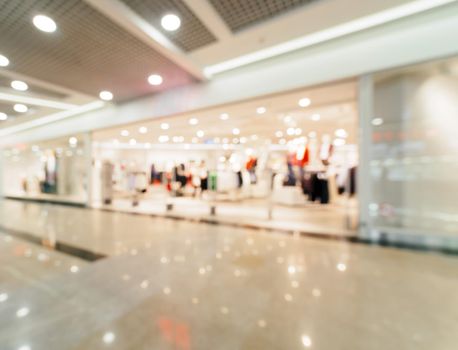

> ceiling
[0,0,434,132]
[93,79,358,147]
[208,0,318,32]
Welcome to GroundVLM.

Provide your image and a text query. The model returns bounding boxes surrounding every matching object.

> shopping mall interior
[0,1,458,349]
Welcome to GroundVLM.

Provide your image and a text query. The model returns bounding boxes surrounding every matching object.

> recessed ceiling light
[129,138,137,145]
[159,135,169,143]
[148,74,163,86]
[14,104,28,113]
[103,332,115,344]
[232,128,240,135]
[220,113,229,120]
[196,130,204,138]
[33,15,57,33]
[311,113,320,121]
[121,130,129,137]
[189,118,198,125]
[372,118,384,126]
[11,80,28,91]
[17,345,31,350]
[0,54,9,67]
[256,107,266,114]
[68,137,77,146]
[161,14,181,31]
[301,335,312,348]
[160,122,169,130]
[139,126,148,134]
[16,307,29,318]
[298,98,311,107]
[0,112,7,121]
[99,90,113,101]
[287,127,295,136]
[335,129,348,138]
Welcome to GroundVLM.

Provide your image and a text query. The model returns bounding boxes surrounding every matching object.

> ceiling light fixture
[14,104,28,113]
[189,118,198,125]
[196,130,204,138]
[160,122,169,130]
[256,107,266,114]
[11,80,28,91]
[372,117,384,126]
[0,112,7,121]
[220,113,229,120]
[139,126,148,134]
[99,90,113,101]
[203,0,455,76]
[161,14,181,31]
[335,128,348,138]
[301,335,312,348]
[287,127,295,136]
[298,98,311,107]
[121,130,129,137]
[311,114,320,121]
[275,131,283,138]
[232,128,240,135]
[159,135,169,143]
[68,137,78,146]
[148,74,163,86]
[0,54,9,67]
[33,14,57,33]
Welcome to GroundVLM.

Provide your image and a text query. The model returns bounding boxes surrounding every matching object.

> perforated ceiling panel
[209,0,318,32]
[122,0,217,52]
[0,0,196,102]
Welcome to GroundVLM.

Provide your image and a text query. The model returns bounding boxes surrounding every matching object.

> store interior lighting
[0,54,9,67]
[11,80,28,91]
[161,14,181,31]
[33,14,57,33]
[99,90,113,101]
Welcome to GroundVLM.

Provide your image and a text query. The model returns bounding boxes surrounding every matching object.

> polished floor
[0,199,457,350]
[96,196,358,237]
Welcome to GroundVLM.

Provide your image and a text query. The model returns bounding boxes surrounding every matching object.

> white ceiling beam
[203,0,458,76]
[0,90,77,110]
[0,69,92,100]
[181,0,232,40]
[0,101,105,137]
[83,0,206,81]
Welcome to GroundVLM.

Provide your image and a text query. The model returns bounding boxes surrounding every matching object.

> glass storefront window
[1,134,90,204]
[367,57,458,246]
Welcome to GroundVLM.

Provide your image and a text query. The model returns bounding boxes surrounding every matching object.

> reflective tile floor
[0,199,457,349]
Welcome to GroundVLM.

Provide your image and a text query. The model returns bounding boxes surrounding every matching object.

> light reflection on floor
[0,199,457,349]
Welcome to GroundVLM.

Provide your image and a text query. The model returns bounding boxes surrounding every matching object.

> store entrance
[92,79,359,236]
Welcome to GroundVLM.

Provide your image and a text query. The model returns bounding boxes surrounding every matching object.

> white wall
[2,2,458,147]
